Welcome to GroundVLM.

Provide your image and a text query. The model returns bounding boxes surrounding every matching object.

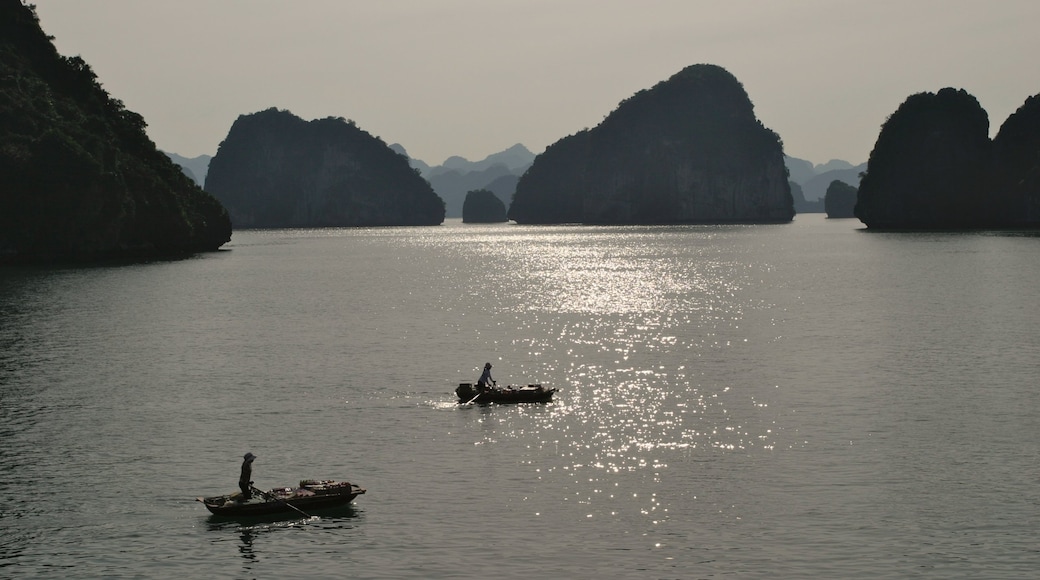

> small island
[461,189,508,223]
[824,180,858,218]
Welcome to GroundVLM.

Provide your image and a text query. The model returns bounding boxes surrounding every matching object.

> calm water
[2,214,1039,578]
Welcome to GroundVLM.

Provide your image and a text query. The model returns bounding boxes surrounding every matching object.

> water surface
[2,215,1039,578]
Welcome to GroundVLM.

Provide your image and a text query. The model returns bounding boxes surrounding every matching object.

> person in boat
[239,452,256,500]
[477,362,495,391]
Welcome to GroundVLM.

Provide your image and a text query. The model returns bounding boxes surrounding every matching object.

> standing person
[477,362,495,390]
[239,452,256,500]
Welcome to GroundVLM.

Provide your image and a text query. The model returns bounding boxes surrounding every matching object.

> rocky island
[461,189,507,223]
[0,1,231,264]
[204,109,445,228]
[824,181,858,218]
[508,64,793,225]
[856,88,1040,229]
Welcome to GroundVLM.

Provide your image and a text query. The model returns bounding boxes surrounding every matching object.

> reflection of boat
[197,479,365,517]
[205,503,361,529]
[456,382,556,404]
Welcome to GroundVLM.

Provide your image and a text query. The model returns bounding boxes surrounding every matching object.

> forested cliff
[0,0,231,263]
[508,64,793,225]
[204,109,444,228]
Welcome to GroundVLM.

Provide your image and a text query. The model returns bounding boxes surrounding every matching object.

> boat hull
[456,382,556,404]
[198,480,365,517]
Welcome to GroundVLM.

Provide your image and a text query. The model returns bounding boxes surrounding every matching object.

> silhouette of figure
[239,452,256,500]
[477,363,495,390]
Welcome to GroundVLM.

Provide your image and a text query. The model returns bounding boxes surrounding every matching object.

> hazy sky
[31,0,1040,166]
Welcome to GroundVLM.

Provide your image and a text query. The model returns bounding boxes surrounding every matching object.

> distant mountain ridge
[436,143,534,174]
[166,152,211,185]
[785,155,866,202]
[392,143,535,217]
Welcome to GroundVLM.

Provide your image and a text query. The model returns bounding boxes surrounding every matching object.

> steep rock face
[992,94,1040,225]
[855,88,994,229]
[205,108,444,228]
[0,1,231,264]
[509,64,793,224]
[507,130,591,224]
[823,180,857,218]
[462,189,507,223]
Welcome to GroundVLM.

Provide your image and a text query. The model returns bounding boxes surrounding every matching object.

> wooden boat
[197,479,365,517]
[456,382,556,404]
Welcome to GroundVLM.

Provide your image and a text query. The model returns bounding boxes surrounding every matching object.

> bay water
[2,214,1039,578]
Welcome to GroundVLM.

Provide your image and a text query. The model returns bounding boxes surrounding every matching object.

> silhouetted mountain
[462,189,507,223]
[427,163,521,217]
[435,143,534,175]
[0,1,230,264]
[390,143,432,175]
[785,156,816,186]
[790,181,823,213]
[784,155,865,201]
[992,94,1040,224]
[824,180,857,218]
[509,64,793,224]
[856,88,1040,229]
[166,152,212,186]
[815,159,855,173]
[205,108,444,228]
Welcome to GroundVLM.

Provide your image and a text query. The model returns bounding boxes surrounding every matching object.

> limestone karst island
[856,88,1040,229]
[204,108,445,229]
[7,0,1040,266]
[508,64,794,225]
[462,189,508,223]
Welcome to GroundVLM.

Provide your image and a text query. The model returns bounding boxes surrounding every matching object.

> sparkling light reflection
[416,224,791,521]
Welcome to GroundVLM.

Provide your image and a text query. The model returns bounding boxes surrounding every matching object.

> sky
[30,0,1040,167]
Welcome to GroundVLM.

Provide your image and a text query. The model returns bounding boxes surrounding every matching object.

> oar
[251,484,312,518]
[464,390,482,405]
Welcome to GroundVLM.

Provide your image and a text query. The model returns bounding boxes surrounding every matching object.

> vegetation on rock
[0,0,231,264]
[204,108,444,228]
[508,64,793,225]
